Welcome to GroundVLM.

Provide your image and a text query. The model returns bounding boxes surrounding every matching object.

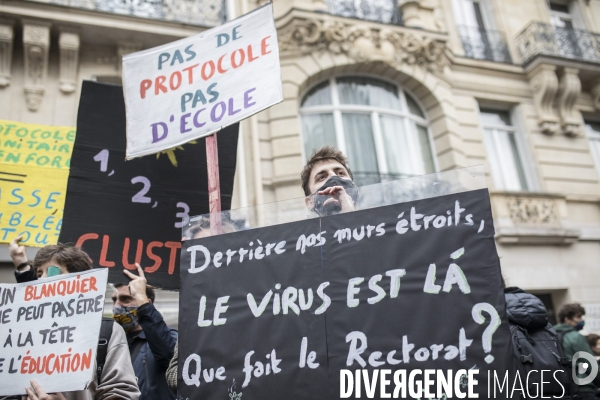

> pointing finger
[123,269,138,280]
[134,263,145,278]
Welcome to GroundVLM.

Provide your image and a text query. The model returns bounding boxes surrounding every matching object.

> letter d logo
[572,351,598,385]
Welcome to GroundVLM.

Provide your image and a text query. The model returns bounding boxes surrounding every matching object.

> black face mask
[311,175,359,216]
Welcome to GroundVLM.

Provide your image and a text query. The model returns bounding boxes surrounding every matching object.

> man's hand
[9,235,29,268]
[317,186,355,213]
[123,263,150,306]
[23,380,66,400]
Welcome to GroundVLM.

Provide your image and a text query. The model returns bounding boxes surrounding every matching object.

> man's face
[307,159,352,195]
[565,314,583,327]
[112,285,138,308]
[36,261,69,279]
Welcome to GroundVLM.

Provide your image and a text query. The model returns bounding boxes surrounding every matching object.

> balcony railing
[327,0,402,25]
[457,25,511,63]
[516,22,600,64]
[27,0,227,27]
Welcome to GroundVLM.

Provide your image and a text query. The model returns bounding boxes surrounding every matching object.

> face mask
[47,266,62,277]
[113,305,140,333]
[574,320,585,331]
[311,175,359,216]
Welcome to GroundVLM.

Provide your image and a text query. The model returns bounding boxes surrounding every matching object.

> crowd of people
[4,146,600,399]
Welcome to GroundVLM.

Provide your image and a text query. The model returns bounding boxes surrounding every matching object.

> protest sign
[122,3,282,159]
[58,81,239,289]
[0,120,75,247]
[0,268,108,395]
[178,188,513,399]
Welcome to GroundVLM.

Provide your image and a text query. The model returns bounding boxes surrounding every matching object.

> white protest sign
[122,3,282,159]
[0,268,108,395]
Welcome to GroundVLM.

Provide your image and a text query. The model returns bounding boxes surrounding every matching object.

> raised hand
[123,263,150,305]
[9,235,29,268]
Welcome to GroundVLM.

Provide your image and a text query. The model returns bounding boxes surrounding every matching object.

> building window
[479,109,530,191]
[548,0,587,59]
[300,77,435,186]
[452,0,511,63]
[585,120,600,175]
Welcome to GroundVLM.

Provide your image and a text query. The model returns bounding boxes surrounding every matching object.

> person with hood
[504,287,570,399]
[554,303,600,399]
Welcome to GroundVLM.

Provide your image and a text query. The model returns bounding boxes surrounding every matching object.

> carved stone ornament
[59,31,80,93]
[557,67,582,137]
[528,64,560,135]
[23,22,50,112]
[0,23,14,87]
[508,196,558,225]
[278,18,447,72]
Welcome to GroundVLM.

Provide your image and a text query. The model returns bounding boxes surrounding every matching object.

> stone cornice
[276,9,448,72]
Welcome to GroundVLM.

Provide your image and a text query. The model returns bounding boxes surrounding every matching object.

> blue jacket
[131,303,178,400]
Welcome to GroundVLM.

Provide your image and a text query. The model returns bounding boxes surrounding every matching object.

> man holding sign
[4,240,140,399]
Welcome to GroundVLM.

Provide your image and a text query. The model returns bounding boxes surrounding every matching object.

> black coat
[131,303,178,400]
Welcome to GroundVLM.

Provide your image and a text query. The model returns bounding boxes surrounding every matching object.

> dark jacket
[131,302,178,400]
[15,267,36,283]
[554,323,600,393]
[504,287,549,331]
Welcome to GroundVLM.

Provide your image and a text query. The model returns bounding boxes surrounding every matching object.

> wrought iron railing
[27,0,227,27]
[516,22,600,64]
[457,25,511,63]
[327,0,402,25]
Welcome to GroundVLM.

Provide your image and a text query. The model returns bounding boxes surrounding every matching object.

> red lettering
[21,356,30,374]
[183,63,199,84]
[165,241,181,275]
[122,238,144,270]
[145,241,164,273]
[75,233,99,263]
[45,354,55,375]
[201,61,215,81]
[217,55,228,74]
[89,276,98,292]
[169,71,182,90]
[99,235,115,267]
[81,279,89,293]
[81,349,93,371]
[25,286,34,301]
[231,49,245,69]
[247,44,259,62]
[155,75,168,95]
[140,79,152,99]
[261,36,271,55]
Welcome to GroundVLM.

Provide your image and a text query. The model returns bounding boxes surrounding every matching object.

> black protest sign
[58,81,238,289]
[178,189,513,399]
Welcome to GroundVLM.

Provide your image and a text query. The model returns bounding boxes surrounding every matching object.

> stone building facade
[1,0,600,331]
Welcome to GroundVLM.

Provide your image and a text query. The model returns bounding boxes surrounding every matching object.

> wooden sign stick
[206,132,223,235]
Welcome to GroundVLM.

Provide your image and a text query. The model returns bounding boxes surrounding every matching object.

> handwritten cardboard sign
[0,268,108,395]
[122,3,281,159]
[0,120,75,247]
[178,189,513,399]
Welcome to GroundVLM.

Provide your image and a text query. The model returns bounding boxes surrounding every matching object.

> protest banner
[58,81,239,289]
[0,119,75,247]
[0,268,108,395]
[122,3,282,159]
[178,187,513,399]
